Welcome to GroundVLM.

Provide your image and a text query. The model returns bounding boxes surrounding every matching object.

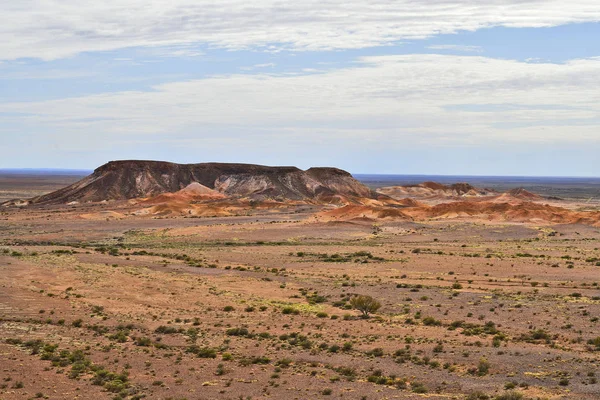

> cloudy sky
[1,1,600,176]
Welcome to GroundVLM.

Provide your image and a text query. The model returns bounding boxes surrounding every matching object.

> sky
[1,1,600,176]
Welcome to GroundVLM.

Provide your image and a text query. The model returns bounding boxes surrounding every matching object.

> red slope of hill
[141,183,226,205]
[404,200,600,225]
[507,188,543,201]
[317,205,413,222]
[317,198,600,226]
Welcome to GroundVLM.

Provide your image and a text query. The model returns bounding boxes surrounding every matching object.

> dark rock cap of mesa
[94,160,303,175]
[32,160,373,204]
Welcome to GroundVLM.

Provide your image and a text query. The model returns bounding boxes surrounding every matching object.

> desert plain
[1,169,600,400]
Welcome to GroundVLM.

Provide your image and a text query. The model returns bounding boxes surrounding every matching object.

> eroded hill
[30,160,376,205]
[377,181,496,201]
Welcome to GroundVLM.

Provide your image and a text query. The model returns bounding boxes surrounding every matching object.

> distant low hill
[30,160,377,205]
[377,181,496,200]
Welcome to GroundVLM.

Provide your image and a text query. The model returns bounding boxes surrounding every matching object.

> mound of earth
[0,199,30,207]
[138,203,234,217]
[395,198,427,207]
[317,205,412,222]
[506,187,543,201]
[404,200,600,225]
[377,181,495,200]
[142,182,226,205]
[31,160,377,205]
[136,197,296,217]
[318,197,600,226]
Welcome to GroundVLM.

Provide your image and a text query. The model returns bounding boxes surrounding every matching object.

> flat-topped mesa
[31,160,375,205]
[94,160,303,175]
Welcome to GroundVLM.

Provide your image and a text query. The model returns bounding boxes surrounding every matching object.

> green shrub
[349,295,381,318]
[366,347,384,357]
[226,327,250,337]
[423,317,442,326]
[134,337,152,347]
[412,382,427,393]
[477,357,491,376]
[466,392,490,400]
[276,358,292,367]
[494,392,524,400]
[186,346,217,358]
[155,325,178,334]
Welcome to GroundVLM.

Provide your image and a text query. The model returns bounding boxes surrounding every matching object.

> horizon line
[0,167,598,180]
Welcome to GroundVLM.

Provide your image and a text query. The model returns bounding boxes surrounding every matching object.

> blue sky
[1,1,600,176]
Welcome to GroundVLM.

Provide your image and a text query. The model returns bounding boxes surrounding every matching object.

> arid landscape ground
[1,166,600,400]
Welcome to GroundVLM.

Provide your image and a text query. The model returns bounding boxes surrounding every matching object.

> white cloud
[240,63,276,71]
[2,54,600,147]
[427,44,483,53]
[2,1,600,60]
[139,45,205,58]
[254,63,276,68]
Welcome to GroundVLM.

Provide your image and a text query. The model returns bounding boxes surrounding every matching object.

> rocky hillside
[31,160,376,204]
[377,181,495,200]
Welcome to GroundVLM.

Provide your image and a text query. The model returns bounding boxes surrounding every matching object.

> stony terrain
[1,168,600,400]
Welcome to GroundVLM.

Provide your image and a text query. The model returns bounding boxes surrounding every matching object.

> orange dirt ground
[1,180,600,400]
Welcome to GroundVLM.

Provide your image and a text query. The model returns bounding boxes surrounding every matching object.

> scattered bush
[494,392,524,400]
[226,327,250,337]
[155,325,178,334]
[422,316,442,326]
[349,295,381,318]
[186,346,217,358]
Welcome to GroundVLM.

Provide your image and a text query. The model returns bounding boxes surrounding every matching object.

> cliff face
[32,160,375,204]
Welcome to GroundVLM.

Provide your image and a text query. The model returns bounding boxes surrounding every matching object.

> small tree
[349,295,381,318]
[477,357,490,376]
